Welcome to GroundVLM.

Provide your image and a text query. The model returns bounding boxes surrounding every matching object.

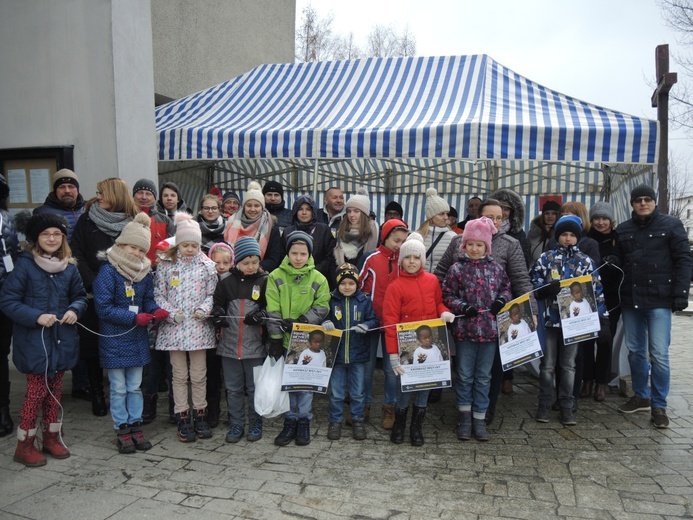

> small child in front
[382,233,455,447]
[266,231,330,447]
[93,213,169,453]
[322,263,378,441]
[442,217,511,442]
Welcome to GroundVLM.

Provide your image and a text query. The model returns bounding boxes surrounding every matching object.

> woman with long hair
[333,187,378,267]
[417,188,453,274]
[528,200,560,262]
[196,194,227,254]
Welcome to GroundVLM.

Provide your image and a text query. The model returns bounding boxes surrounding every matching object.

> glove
[462,305,478,318]
[135,313,154,327]
[153,309,169,323]
[352,323,369,333]
[210,307,229,328]
[321,320,336,331]
[673,297,688,312]
[440,311,455,323]
[390,354,405,376]
[244,311,265,326]
[535,280,561,300]
[279,319,295,333]
[296,314,309,324]
[268,339,285,360]
[603,255,618,266]
[489,298,505,317]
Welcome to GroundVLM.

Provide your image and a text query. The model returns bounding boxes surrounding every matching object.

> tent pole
[651,44,677,214]
[312,159,319,201]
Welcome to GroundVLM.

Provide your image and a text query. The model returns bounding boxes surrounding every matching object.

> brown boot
[594,384,606,402]
[42,423,70,459]
[381,404,395,430]
[580,380,594,398]
[14,428,47,467]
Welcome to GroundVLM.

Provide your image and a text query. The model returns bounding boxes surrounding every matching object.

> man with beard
[33,169,85,241]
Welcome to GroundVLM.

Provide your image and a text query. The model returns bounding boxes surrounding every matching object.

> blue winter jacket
[327,289,378,365]
[0,251,87,376]
[93,262,159,369]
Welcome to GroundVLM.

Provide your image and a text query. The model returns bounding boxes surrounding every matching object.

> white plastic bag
[254,356,290,418]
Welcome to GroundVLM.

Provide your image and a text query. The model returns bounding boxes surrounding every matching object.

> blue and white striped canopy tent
[156,54,659,226]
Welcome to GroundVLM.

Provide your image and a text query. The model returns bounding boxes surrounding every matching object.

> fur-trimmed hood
[489,188,525,233]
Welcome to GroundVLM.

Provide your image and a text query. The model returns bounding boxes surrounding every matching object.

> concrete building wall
[151,0,296,99]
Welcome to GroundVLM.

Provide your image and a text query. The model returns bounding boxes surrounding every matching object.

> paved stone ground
[1,314,692,520]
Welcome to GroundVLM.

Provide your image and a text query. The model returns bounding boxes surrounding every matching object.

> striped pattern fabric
[156,55,658,165]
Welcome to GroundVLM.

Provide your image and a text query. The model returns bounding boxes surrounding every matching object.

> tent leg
[312,159,319,201]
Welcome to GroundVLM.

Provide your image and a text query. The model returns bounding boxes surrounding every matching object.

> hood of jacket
[291,195,317,226]
[489,188,525,233]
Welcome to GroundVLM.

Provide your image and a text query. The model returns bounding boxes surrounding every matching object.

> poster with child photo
[557,275,600,345]
[496,294,542,371]
[282,323,342,393]
[396,318,452,392]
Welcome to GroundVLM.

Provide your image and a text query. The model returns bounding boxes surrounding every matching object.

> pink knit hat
[461,216,497,255]
[174,212,201,245]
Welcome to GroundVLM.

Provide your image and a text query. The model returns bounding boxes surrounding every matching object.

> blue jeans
[329,362,366,423]
[622,307,671,409]
[538,328,577,410]
[108,367,144,429]
[396,384,429,409]
[221,356,263,427]
[364,332,397,406]
[285,391,313,421]
[454,340,496,419]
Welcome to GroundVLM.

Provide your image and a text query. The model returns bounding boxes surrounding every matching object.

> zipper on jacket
[238,299,245,358]
[344,296,350,362]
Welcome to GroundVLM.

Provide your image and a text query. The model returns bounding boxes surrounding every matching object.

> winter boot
[116,424,136,454]
[352,420,367,441]
[176,410,196,443]
[247,417,263,442]
[130,422,152,450]
[274,418,297,446]
[14,428,47,467]
[473,418,489,441]
[295,418,311,446]
[410,406,427,447]
[390,407,408,444]
[193,408,213,439]
[91,387,107,417]
[381,404,396,430]
[0,406,14,437]
[456,411,472,441]
[42,423,70,458]
[142,393,158,425]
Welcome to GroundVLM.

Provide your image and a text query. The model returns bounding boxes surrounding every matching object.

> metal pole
[312,159,319,201]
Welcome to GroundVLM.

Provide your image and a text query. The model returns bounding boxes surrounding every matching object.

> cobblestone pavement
[1,314,692,520]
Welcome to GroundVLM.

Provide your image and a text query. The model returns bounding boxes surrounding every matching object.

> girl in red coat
[382,233,455,446]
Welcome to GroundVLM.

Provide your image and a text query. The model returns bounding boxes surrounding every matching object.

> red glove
[153,309,170,323]
[135,313,154,327]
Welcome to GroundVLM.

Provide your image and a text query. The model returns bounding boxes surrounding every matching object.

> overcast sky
[295,0,692,165]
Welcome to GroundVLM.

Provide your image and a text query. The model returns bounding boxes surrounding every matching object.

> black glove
[296,314,309,324]
[535,280,561,300]
[463,305,478,318]
[244,311,266,326]
[489,298,505,317]
[672,297,688,312]
[268,339,285,360]
[210,307,229,328]
[279,319,295,333]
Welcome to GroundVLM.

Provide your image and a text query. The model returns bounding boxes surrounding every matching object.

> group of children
[0,192,607,466]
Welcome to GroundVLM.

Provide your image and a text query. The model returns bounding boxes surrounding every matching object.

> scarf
[106,245,151,283]
[33,254,68,274]
[89,203,132,238]
[224,209,272,257]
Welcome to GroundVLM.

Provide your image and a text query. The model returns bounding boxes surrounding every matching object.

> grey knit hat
[589,201,614,223]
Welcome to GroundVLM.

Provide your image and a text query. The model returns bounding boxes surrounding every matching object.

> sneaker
[352,420,367,441]
[535,405,551,423]
[129,422,152,451]
[327,422,342,440]
[651,408,670,429]
[116,425,136,454]
[247,418,263,442]
[560,408,577,426]
[618,396,651,414]
[225,424,244,443]
[295,418,311,446]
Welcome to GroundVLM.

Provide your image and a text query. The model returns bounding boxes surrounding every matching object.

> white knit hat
[345,187,371,216]
[115,212,151,252]
[425,188,450,220]
[243,181,265,209]
[174,212,201,245]
[399,232,426,263]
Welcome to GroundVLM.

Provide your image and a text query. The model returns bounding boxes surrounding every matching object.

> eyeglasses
[39,232,63,240]
[202,206,219,212]
[633,197,654,204]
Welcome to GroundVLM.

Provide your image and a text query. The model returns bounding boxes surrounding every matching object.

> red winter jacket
[359,244,400,322]
[382,269,449,355]
[141,204,174,264]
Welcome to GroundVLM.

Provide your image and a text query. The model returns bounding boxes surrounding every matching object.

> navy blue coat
[327,289,378,365]
[93,262,159,369]
[0,252,87,376]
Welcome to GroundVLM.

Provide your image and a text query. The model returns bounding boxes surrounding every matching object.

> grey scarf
[89,204,131,238]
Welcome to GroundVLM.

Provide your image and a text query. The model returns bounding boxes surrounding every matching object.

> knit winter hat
[345,187,371,216]
[462,216,497,255]
[630,184,657,204]
[132,178,157,198]
[115,212,152,252]
[385,200,404,218]
[52,169,79,192]
[208,241,235,265]
[425,187,450,220]
[554,215,583,240]
[285,230,314,256]
[589,201,615,223]
[380,218,409,245]
[336,263,359,285]
[243,181,265,209]
[222,191,240,204]
[262,180,284,198]
[448,207,458,219]
[233,237,261,264]
[541,200,561,213]
[20,212,69,243]
[398,232,426,262]
[174,212,202,245]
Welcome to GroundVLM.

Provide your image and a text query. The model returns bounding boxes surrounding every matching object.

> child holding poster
[382,233,454,447]
[530,215,605,427]
[442,217,512,442]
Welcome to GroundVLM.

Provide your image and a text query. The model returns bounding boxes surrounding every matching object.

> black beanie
[132,178,158,198]
[23,213,69,243]
[262,181,284,198]
[630,184,657,204]
[385,200,404,217]
[542,200,561,213]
